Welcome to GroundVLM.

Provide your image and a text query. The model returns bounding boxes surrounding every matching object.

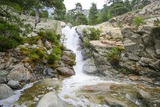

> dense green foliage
[38,30,60,44]
[89,3,98,25]
[65,0,151,26]
[52,4,66,20]
[110,1,130,17]
[133,16,144,27]
[21,30,62,68]
[0,0,25,51]
[48,46,62,67]
[31,10,49,18]
[74,13,88,25]
[0,0,65,51]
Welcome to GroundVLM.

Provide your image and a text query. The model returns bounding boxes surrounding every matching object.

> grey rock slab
[37,92,66,107]
[0,84,14,100]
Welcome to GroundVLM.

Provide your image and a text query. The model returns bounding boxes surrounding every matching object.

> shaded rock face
[0,84,14,100]
[37,92,66,107]
[120,26,160,79]
[76,83,160,107]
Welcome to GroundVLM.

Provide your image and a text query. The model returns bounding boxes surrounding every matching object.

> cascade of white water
[59,26,117,107]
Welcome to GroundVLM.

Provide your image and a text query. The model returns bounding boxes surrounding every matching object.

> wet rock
[57,67,75,77]
[7,80,22,89]
[37,92,66,107]
[138,89,151,99]
[0,84,14,100]
[105,97,127,107]
[17,78,60,106]
[40,78,60,88]
[83,58,97,74]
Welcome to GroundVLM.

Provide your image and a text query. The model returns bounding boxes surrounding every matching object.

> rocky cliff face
[120,25,160,80]
[76,1,160,84]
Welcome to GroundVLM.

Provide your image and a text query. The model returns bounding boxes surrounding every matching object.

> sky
[64,0,106,10]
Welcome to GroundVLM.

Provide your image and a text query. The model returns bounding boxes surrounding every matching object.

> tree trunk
[35,7,40,28]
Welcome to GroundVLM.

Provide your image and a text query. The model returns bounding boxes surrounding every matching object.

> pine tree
[89,3,98,25]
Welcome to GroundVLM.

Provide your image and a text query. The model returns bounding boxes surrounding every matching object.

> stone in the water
[0,84,14,100]
[37,92,66,107]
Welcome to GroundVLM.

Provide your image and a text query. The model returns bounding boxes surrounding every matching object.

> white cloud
[64,0,106,10]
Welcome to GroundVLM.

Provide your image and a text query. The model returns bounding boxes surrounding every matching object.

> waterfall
[59,26,114,107]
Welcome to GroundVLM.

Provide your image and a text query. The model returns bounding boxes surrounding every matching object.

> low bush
[38,30,60,45]
[29,48,46,61]
[83,28,101,40]
[23,36,41,45]
[0,36,22,52]
[84,38,91,48]
[106,48,120,66]
[47,46,62,67]
[133,16,144,27]
[89,28,100,40]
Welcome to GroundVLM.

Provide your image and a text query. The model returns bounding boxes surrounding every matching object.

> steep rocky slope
[0,16,75,102]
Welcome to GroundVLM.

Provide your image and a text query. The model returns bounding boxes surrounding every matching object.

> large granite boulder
[83,58,98,74]
[56,67,75,77]
[7,80,22,89]
[37,92,66,107]
[0,84,14,100]
[7,63,32,82]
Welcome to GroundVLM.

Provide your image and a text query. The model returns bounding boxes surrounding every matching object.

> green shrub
[0,36,21,52]
[106,48,120,66]
[83,28,101,40]
[89,28,100,40]
[23,36,41,45]
[38,30,60,45]
[47,46,62,67]
[84,38,91,48]
[29,48,46,61]
[133,16,144,27]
